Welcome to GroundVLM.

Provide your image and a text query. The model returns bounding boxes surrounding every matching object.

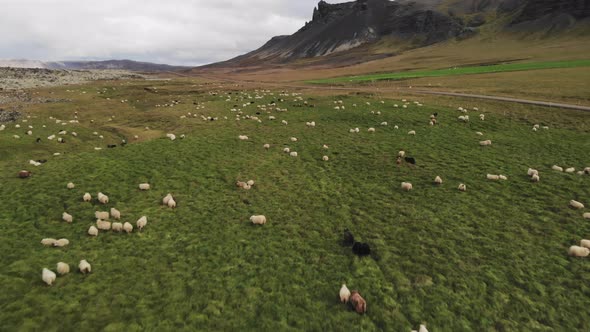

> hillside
[0,59,189,72]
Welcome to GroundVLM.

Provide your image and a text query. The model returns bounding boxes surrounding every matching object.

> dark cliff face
[511,0,590,23]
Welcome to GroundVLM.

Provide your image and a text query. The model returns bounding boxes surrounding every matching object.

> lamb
[568,245,590,257]
[112,222,123,232]
[96,220,111,231]
[67,182,75,189]
[527,168,539,176]
[531,174,540,182]
[53,238,69,247]
[322,156,329,161]
[339,284,351,303]
[97,192,109,204]
[290,151,298,157]
[168,197,177,208]
[123,222,133,233]
[62,212,73,223]
[79,260,91,274]
[57,262,70,275]
[83,193,92,202]
[398,151,405,158]
[349,291,367,314]
[479,140,492,146]
[569,200,584,209]
[479,114,485,121]
[88,226,98,236]
[163,193,173,205]
[552,165,564,172]
[247,180,255,186]
[95,211,109,220]
[110,208,121,220]
[238,135,249,140]
[41,238,57,246]
[401,182,413,191]
[458,183,467,191]
[42,268,57,286]
[250,215,267,225]
[580,239,590,249]
[139,183,150,190]
[137,216,148,230]
[434,176,443,185]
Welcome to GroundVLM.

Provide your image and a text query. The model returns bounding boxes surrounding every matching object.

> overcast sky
[0,0,326,66]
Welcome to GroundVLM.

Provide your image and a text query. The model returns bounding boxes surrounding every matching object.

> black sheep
[352,242,371,257]
[35,138,41,143]
[107,144,117,148]
[343,229,355,246]
[404,157,416,165]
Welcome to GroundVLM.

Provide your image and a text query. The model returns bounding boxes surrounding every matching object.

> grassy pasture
[306,60,590,84]
[0,79,589,331]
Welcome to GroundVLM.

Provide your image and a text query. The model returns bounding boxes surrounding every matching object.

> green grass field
[0,80,589,331]
[307,60,590,84]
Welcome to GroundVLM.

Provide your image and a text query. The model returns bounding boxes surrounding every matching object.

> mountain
[0,59,189,72]
[202,0,590,69]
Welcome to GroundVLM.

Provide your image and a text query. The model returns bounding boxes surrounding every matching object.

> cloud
[0,0,325,66]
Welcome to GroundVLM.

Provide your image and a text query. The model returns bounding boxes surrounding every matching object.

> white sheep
[551,165,563,172]
[53,238,69,247]
[247,180,255,186]
[408,130,416,135]
[340,284,351,303]
[479,140,492,146]
[401,182,413,191]
[290,151,298,157]
[531,174,540,182]
[568,245,590,257]
[166,133,176,141]
[41,238,57,246]
[479,114,485,121]
[137,216,147,230]
[67,182,75,189]
[499,175,508,180]
[283,147,290,153]
[168,198,177,208]
[238,135,249,140]
[163,193,173,205]
[96,220,111,231]
[322,144,329,149]
[57,262,70,275]
[368,127,375,133]
[583,212,590,219]
[527,168,539,176]
[110,208,121,220]
[139,183,150,190]
[419,324,429,332]
[381,122,388,126]
[569,200,584,209]
[398,151,405,158]
[282,120,288,125]
[323,156,329,161]
[434,176,442,185]
[123,222,133,233]
[42,268,56,286]
[97,192,109,204]
[250,215,267,225]
[476,131,483,136]
[83,193,92,202]
[88,226,98,236]
[458,184,467,191]
[95,211,109,220]
[79,260,91,274]
[580,239,590,249]
[62,212,73,223]
[290,137,298,142]
[112,222,123,232]
[263,144,270,149]
[565,167,575,173]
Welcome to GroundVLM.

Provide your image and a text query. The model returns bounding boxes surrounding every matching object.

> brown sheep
[349,291,367,314]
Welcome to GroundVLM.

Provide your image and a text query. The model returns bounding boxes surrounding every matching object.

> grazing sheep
[381,122,388,126]
[137,216,147,230]
[167,198,177,208]
[83,193,92,202]
[250,215,267,225]
[163,193,173,205]
[123,222,133,233]
[499,175,508,180]
[53,238,69,247]
[408,130,416,135]
[110,208,121,220]
[531,174,540,182]
[368,127,375,132]
[479,140,492,146]
[419,324,429,332]
[527,168,539,176]
[322,144,329,149]
[79,260,91,274]
[398,151,406,158]
[352,242,371,256]
[349,291,367,314]
[290,151,298,157]
[62,212,73,223]
[42,268,57,286]
[88,226,98,236]
[96,220,111,231]
[583,212,590,219]
[479,114,485,121]
[282,120,288,125]
[112,222,123,232]
[404,157,416,165]
[570,200,584,209]
[166,133,176,141]
[283,147,290,153]
[458,184,467,191]
[290,137,298,142]
[322,155,329,161]
[343,229,355,246]
[41,238,57,246]
[340,284,351,303]
[139,183,150,190]
[565,167,575,173]
[67,182,75,189]
[95,211,109,220]
[476,131,483,136]
[552,165,564,172]
[238,135,249,140]
[247,180,255,186]
[263,144,270,149]
[18,170,32,178]
[97,192,109,204]
[434,176,443,185]
[57,262,70,275]
[401,182,413,191]
[568,245,590,257]
[236,181,247,189]
[580,239,590,249]
[487,174,500,180]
